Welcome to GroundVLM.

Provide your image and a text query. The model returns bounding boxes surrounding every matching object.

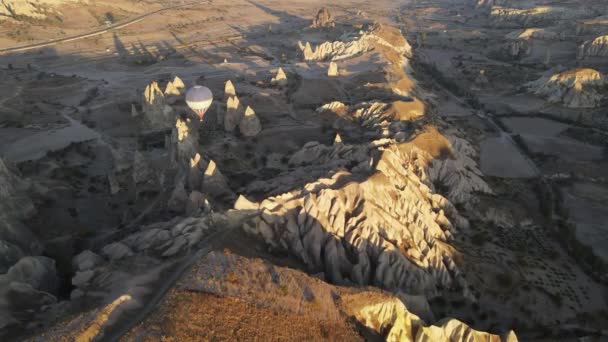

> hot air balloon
[185,85,213,121]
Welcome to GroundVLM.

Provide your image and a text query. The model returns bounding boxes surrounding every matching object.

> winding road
[0,0,210,55]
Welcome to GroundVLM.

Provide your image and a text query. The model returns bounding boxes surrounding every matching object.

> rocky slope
[2,11,510,341]
[0,158,56,331]
[41,251,516,342]
[527,68,607,108]
[579,35,608,59]
[491,6,596,27]
[0,0,85,19]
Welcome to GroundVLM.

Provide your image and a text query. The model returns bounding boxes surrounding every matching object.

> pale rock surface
[270,67,288,86]
[239,106,262,137]
[344,293,517,342]
[299,24,412,62]
[170,117,199,166]
[527,68,607,108]
[241,141,471,297]
[334,133,343,145]
[224,96,242,132]
[164,81,181,97]
[327,61,339,77]
[427,135,494,204]
[316,101,348,114]
[224,80,236,99]
[579,35,608,59]
[171,76,185,90]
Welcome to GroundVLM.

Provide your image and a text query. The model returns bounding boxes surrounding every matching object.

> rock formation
[164,81,181,96]
[299,24,412,62]
[327,61,339,77]
[491,6,595,27]
[345,293,517,341]
[579,35,608,59]
[142,81,175,129]
[224,80,236,99]
[311,7,335,28]
[224,96,242,132]
[170,117,200,166]
[239,106,262,137]
[271,67,288,86]
[239,139,472,296]
[527,68,607,108]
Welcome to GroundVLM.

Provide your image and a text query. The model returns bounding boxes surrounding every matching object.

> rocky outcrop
[527,68,607,108]
[327,61,339,77]
[239,106,262,137]
[0,256,58,329]
[142,81,175,129]
[163,76,185,104]
[504,27,562,57]
[239,139,471,297]
[270,67,288,86]
[311,7,334,28]
[299,24,411,62]
[579,35,608,59]
[0,0,85,19]
[344,293,517,342]
[491,6,595,27]
[224,80,236,99]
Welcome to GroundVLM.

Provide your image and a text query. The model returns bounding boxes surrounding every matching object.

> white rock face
[241,141,470,296]
[579,35,608,59]
[327,61,339,77]
[270,67,288,86]
[142,81,175,129]
[224,80,236,99]
[299,24,412,61]
[0,0,86,19]
[239,106,262,137]
[346,294,517,342]
[527,68,607,108]
[316,101,348,114]
[427,135,494,204]
[170,117,199,166]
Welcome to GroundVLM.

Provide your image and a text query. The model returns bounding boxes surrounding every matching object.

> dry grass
[124,291,364,341]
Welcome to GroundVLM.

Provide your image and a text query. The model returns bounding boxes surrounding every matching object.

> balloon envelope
[186,85,213,119]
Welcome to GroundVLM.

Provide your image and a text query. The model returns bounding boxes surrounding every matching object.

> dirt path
[0,0,211,55]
